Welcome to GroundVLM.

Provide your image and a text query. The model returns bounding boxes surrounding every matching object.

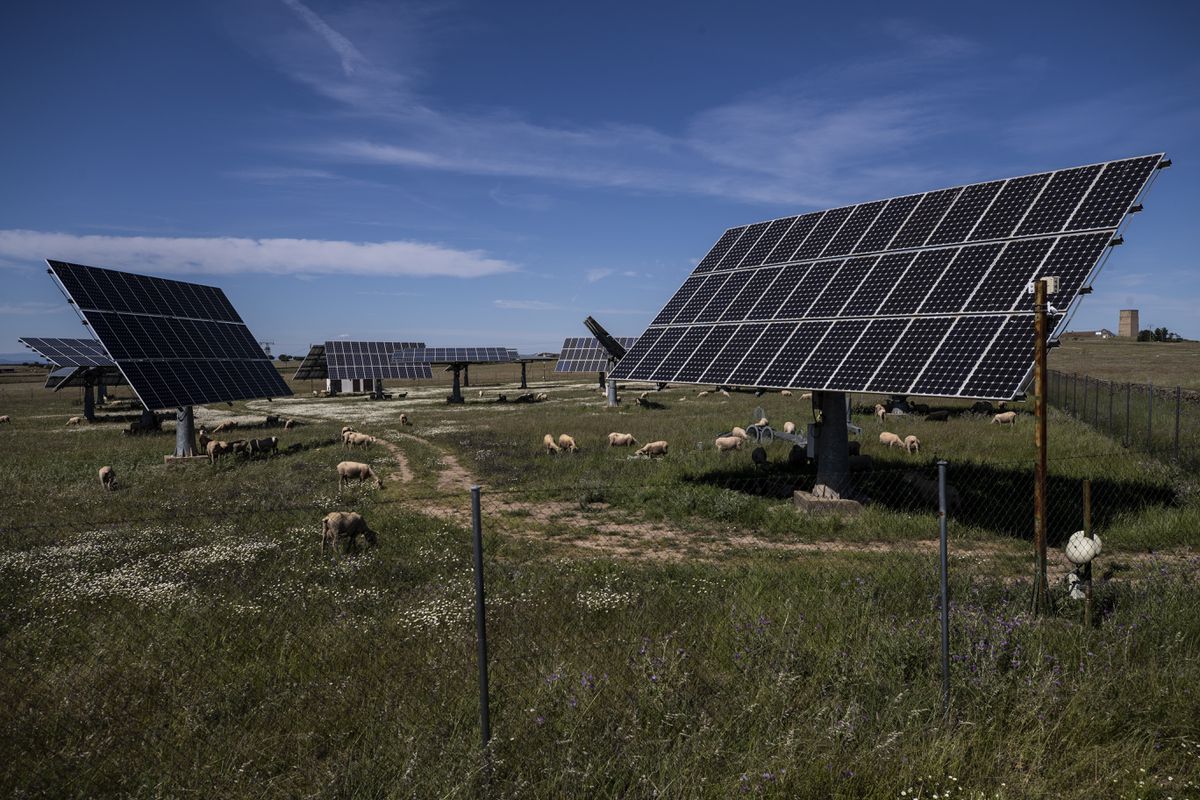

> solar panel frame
[391,347,515,364]
[45,261,292,410]
[292,344,328,380]
[323,341,431,380]
[19,337,113,368]
[554,337,640,373]
[611,154,1165,400]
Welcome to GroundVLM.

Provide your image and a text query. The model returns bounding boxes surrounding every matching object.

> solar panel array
[19,337,113,367]
[44,365,125,390]
[293,344,328,380]
[46,260,292,410]
[611,154,1164,400]
[324,341,432,380]
[555,337,640,373]
[391,347,515,364]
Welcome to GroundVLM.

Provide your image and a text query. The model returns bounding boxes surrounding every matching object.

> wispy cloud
[0,230,517,278]
[493,299,559,311]
[279,0,364,76]
[0,301,68,316]
[586,268,614,283]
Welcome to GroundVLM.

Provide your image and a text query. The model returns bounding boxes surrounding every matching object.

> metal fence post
[1148,382,1154,454]
[1082,375,1089,422]
[1108,380,1114,434]
[938,460,950,718]
[1072,372,1078,415]
[1093,377,1100,421]
[1125,382,1131,446]
[1175,386,1182,463]
[470,486,492,749]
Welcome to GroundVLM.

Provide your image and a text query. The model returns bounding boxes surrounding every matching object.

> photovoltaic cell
[324,341,431,380]
[613,154,1164,399]
[554,337,640,373]
[19,337,112,367]
[46,260,290,410]
[293,344,328,380]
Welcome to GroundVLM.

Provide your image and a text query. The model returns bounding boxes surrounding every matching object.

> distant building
[1061,329,1116,341]
[1119,309,1139,338]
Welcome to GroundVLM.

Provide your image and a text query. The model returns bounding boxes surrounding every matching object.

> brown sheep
[198,429,212,452]
[337,461,384,490]
[98,466,116,490]
[341,426,356,435]
[321,511,378,556]
[206,440,232,462]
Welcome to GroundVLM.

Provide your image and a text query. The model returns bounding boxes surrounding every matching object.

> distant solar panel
[19,337,113,368]
[611,154,1165,400]
[555,337,640,373]
[46,260,292,410]
[391,347,515,364]
[44,365,125,391]
[293,344,328,380]
[324,341,432,380]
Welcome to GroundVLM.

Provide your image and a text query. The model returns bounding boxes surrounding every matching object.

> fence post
[1082,479,1094,628]
[1147,383,1154,454]
[1072,372,1078,415]
[1093,377,1100,421]
[1108,380,1114,434]
[1082,375,1089,422]
[938,460,950,718]
[470,485,492,750]
[1175,386,1182,463]
[1125,382,1131,446]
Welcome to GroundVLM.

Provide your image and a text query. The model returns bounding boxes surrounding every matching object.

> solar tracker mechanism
[391,347,515,403]
[19,336,125,420]
[45,260,292,457]
[611,153,1168,496]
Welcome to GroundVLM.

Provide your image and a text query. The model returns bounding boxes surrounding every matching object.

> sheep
[754,417,768,428]
[399,413,413,426]
[0,415,10,424]
[783,421,796,434]
[715,435,743,452]
[321,511,378,556]
[198,429,212,452]
[264,414,281,428]
[800,393,812,400]
[719,389,730,397]
[992,411,1018,426]
[543,433,561,454]
[206,440,232,462]
[904,435,921,454]
[875,403,887,423]
[228,439,250,456]
[343,431,376,449]
[879,431,904,449]
[731,426,748,440]
[66,416,82,427]
[98,466,116,491]
[607,432,638,447]
[248,437,278,457]
[558,433,578,453]
[697,390,710,397]
[635,440,669,457]
[337,460,384,490]
[780,390,793,397]
[284,419,296,430]
[535,392,549,401]
[212,420,238,433]
[341,426,356,435]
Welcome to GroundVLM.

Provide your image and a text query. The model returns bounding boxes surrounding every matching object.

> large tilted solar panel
[293,344,328,380]
[19,337,113,367]
[46,260,292,410]
[391,347,515,364]
[611,154,1165,400]
[554,336,640,373]
[323,341,432,380]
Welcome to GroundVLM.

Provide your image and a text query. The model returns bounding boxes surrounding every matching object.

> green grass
[1,373,1198,798]
[1049,337,1200,390]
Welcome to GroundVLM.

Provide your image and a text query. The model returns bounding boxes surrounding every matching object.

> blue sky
[2,0,1198,357]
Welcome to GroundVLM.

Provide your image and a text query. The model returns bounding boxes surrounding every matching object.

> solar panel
[44,365,126,391]
[46,260,293,410]
[612,154,1165,400]
[323,341,432,380]
[391,347,515,364]
[19,337,113,367]
[554,337,641,373]
[292,344,328,380]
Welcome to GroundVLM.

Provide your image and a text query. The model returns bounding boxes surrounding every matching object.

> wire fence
[1049,368,1200,471]
[2,449,1197,796]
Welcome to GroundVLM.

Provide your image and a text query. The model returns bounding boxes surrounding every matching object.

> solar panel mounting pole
[520,362,528,389]
[813,391,852,498]
[1031,278,1054,616]
[82,382,96,422]
[448,365,465,404]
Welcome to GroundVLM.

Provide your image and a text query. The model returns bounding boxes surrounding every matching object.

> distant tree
[278,354,293,362]
[1138,329,1153,342]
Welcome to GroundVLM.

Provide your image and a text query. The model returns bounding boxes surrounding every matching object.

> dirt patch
[390,430,476,491]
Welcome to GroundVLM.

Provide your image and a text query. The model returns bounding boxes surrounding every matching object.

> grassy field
[1,365,1198,798]
[1050,337,1200,390]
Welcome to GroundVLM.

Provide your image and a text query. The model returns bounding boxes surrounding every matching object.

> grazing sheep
[212,420,237,433]
[783,421,796,434]
[800,393,812,400]
[993,411,1018,426]
[341,426,356,435]
[635,440,669,457]
[607,432,638,447]
[206,440,232,462]
[0,415,10,424]
[321,511,378,556]
[399,413,413,426]
[558,433,578,453]
[344,431,376,449]
[875,403,886,423]
[715,435,743,452]
[228,440,250,456]
[731,426,748,440]
[198,429,212,452]
[66,416,82,427]
[264,414,281,427]
[780,390,793,397]
[284,419,296,430]
[543,433,561,454]
[719,389,730,397]
[337,460,384,490]
[98,466,116,491]
[535,392,549,401]
[248,437,278,457]
[904,435,921,454]
[697,390,710,397]
[879,431,904,449]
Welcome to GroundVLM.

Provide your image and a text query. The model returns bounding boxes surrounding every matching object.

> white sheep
[635,440,669,457]
[66,416,82,427]
[719,389,730,397]
[993,411,1018,426]
[337,460,384,490]
[904,435,921,454]
[754,416,768,428]
[535,392,549,401]
[697,390,710,397]
[879,431,904,449]
[780,390,792,397]
[607,432,638,447]
[543,433,561,454]
[341,426,356,435]
[321,511,378,556]
[875,403,886,423]
[0,415,10,424]
[558,433,578,453]
[731,426,748,440]
[343,431,376,449]
[783,421,796,434]
[800,393,812,400]
[715,435,743,452]
[98,465,116,491]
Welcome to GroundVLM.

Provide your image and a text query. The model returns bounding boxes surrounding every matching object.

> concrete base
[793,489,864,516]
